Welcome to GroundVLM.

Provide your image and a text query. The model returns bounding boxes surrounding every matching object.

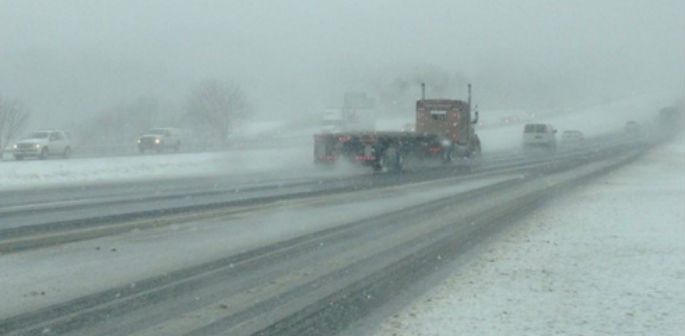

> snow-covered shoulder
[0,147,313,191]
[372,135,685,336]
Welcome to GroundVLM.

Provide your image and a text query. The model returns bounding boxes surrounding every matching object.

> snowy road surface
[0,174,518,320]
[372,135,685,335]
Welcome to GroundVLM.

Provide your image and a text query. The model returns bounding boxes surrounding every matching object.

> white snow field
[372,135,685,336]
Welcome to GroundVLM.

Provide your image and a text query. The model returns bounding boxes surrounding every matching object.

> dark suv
[137,128,181,153]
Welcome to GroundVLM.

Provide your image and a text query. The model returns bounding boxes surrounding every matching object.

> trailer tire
[442,147,454,164]
[379,145,403,172]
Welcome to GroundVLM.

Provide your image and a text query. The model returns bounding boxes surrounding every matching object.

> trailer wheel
[378,145,403,172]
[442,147,454,164]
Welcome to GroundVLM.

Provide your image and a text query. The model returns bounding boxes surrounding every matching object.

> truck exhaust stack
[467,83,472,112]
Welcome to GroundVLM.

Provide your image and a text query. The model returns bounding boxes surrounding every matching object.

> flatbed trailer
[314,83,481,172]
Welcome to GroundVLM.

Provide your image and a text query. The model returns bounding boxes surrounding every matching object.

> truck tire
[442,147,454,164]
[377,145,403,172]
[39,147,49,160]
[471,142,482,158]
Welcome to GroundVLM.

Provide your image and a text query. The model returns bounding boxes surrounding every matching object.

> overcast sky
[1,0,683,127]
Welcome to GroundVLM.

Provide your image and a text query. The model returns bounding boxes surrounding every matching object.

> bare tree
[185,80,249,144]
[0,97,30,150]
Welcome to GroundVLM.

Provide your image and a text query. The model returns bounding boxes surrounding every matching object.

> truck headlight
[154,138,161,144]
[137,139,141,144]
[12,144,17,150]
[35,144,41,149]
[440,139,451,147]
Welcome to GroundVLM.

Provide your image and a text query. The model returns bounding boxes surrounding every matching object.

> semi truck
[314,83,481,172]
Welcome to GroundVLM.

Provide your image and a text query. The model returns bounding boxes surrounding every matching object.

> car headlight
[35,144,41,149]
[154,138,161,144]
[137,139,141,144]
[12,144,17,149]
[440,139,451,147]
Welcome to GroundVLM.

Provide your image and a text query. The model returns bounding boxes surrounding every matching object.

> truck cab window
[430,110,447,121]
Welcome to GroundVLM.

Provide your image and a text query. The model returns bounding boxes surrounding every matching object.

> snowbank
[0,147,313,191]
[372,135,685,335]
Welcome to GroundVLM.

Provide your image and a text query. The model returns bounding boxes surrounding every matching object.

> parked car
[522,123,557,152]
[137,128,182,153]
[12,129,72,160]
[561,130,585,146]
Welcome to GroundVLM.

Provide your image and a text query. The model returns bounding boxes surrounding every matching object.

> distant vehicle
[561,130,585,146]
[402,123,415,132]
[137,128,182,153]
[319,92,377,133]
[12,129,72,160]
[319,109,346,133]
[500,115,521,125]
[624,121,640,135]
[522,123,557,152]
[657,105,684,136]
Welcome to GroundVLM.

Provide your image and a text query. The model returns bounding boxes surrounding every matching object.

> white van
[522,123,557,152]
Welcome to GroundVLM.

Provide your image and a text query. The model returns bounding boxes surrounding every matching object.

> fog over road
[1,1,682,130]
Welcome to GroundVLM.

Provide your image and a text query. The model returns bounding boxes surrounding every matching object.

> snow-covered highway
[0,95,680,335]
[371,135,685,336]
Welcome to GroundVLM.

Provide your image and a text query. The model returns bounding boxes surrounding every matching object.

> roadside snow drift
[0,147,312,191]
